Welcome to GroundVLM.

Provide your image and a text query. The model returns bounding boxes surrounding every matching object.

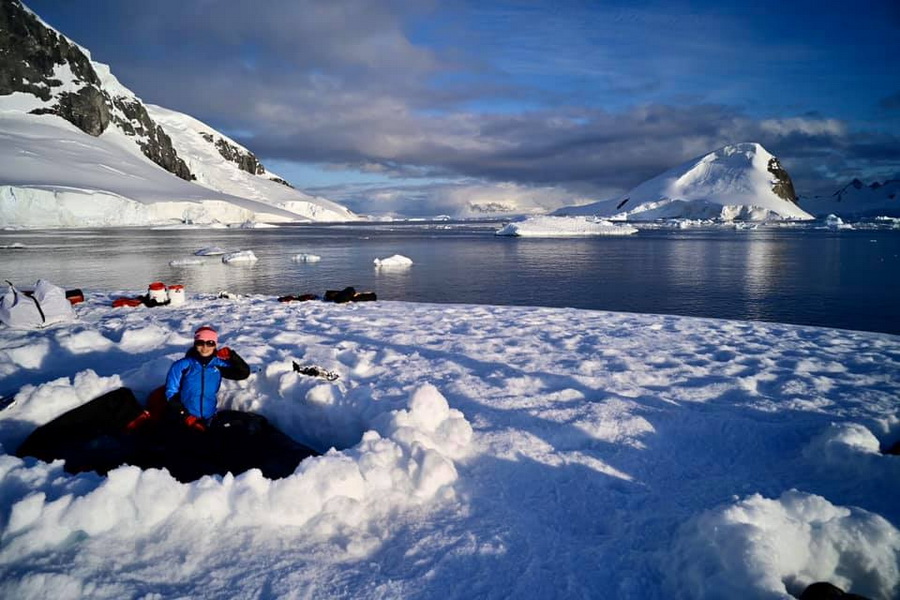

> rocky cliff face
[198,130,292,186]
[0,0,193,181]
[767,157,798,203]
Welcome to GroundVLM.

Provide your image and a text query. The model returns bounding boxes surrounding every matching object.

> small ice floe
[230,221,278,229]
[222,250,259,264]
[194,246,228,256]
[168,257,206,267]
[374,254,414,269]
[0,243,26,249]
[291,253,322,263]
[825,214,853,230]
[495,216,638,237]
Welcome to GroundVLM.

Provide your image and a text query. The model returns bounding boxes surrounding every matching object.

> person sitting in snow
[164,325,250,431]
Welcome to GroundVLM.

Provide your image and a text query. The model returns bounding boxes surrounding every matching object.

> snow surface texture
[556,143,814,222]
[0,296,898,599]
[495,215,639,236]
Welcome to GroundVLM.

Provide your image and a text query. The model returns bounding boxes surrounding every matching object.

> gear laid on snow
[292,361,340,381]
[0,280,76,328]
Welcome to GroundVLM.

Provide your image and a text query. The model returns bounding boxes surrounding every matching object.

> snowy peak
[555,142,811,221]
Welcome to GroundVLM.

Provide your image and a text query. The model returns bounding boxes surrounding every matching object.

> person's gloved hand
[184,415,207,432]
[216,346,231,360]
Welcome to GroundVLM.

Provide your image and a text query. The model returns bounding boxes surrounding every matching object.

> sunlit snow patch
[495,216,638,237]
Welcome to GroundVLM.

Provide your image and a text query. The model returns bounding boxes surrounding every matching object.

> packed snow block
[16,387,145,472]
[0,280,76,328]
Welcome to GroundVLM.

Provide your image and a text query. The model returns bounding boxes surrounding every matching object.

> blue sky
[24,0,900,215]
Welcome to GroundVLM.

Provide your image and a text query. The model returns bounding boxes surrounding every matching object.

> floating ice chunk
[168,257,206,266]
[374,254,413,268]
[292,253,321,263]
[222,250,258,264]
[194,246,228,256]
[825,214,854,230]
[495,216,638,237]
[230,221,278,229]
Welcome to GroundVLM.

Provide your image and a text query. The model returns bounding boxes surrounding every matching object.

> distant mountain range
[0,0,357,227]
[554,142,813,221]
[798,179,900,218]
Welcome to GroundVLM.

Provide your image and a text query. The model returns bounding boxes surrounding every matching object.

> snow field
[0,296,897,598]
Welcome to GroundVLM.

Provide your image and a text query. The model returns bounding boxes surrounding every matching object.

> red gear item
[124,410,152,432]
[216,346,231,360]
[184,415,206,432]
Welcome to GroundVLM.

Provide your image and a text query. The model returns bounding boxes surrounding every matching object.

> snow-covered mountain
[555,142,813,222]
[0,0,357,227]
[798,179,900,218]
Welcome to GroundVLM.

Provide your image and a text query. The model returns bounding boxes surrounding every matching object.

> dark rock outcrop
[0,0,194,181]
[768,157,798,204]
[268,176,294,189]
[214,137,265,175]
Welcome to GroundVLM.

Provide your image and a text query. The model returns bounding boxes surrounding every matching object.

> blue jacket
[165,353,230,420]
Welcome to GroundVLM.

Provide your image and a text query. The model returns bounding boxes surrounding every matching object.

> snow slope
[146,105,357,222]
[0,294,898,599]
[800,179,900,218]
[0,1,357,227]
[556,143,813,222]
[0,109,307,227]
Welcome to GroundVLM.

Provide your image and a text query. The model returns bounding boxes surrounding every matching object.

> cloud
[27,0,900,214]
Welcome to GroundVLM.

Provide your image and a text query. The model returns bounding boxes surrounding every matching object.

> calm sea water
[2,222,898,335]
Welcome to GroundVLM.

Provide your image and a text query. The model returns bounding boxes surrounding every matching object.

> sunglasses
[194,340,217,347]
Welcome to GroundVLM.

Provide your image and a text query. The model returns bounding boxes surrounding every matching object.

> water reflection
[1,225,898,334]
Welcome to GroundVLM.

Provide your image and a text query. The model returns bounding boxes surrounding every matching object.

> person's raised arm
[216,347,251,381]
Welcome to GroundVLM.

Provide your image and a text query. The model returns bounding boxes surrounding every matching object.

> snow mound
[495,215,638,237]
[0,377,472,559]
[374,254,414,268]
[667,490,900,600]
[222,250,258,264]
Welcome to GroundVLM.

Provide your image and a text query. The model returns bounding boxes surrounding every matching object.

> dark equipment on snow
[293,361,340,381]
[15,387,319,482]
[323,287,376,303]
[799,581,871,600]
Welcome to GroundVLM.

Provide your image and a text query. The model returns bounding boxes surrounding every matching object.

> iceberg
[495,216,638,237]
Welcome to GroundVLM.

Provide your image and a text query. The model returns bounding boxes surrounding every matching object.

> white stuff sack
[0,280,75,329]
